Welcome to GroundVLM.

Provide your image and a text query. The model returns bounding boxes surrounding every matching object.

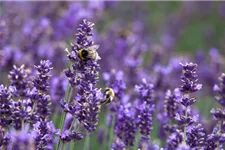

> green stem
[62,143,65,150]
[69,118,76,131]
[69,119,79,150]
[216,121,222,150]
[56,86,72,150]
[133,131,141,150]
[183,106,188,143]
[109,113,115,149]
[70,141,75,150]
[84,132,90,150]
[21,99,24,130]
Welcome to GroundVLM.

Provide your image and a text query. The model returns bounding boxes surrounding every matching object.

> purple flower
[137,102,155,137]
[176,143,191,150]
[186,124,205,148]
[211,108,225,121]
[60,130,83,143]
[33,60,53,122]
[204,133,220,150]
[0,19,8,48]
[139,136,160,150]
[33,121,56,150]
[33,60,53,93]
[8,65,29,98]
[8,65,30,129]
[164,89,179,118]
[175,112,198,127]
[114,104,137,146]
[0,128,10,149]
[8,125,35,150]
[180,94,197,107]
[62,19,102,134]
[0,85,13,128]
[112,138,126,150]
[135,78,155,105]
[80,87,102,132]
[166,130,183,149]
[180,62,202,94]
[214,73,225,107]
[50,76,67,106]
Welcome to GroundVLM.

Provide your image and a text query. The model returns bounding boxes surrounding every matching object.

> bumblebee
[101,88,115,105]
[78,45,101,61]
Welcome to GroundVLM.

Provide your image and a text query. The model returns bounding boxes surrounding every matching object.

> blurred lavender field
[0,1,225,150]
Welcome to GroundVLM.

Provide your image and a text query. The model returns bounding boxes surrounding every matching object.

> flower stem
[216,121,222,150]
[133,131,140,150]
[183,106,188,143]
[62,143,65,150]
[21,99,24,130]
[109,113,115,149]
[70,141,75,150]
[56,85,72,150]
[84,132,90,150]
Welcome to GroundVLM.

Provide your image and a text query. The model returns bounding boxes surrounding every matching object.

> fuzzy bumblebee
[78,45,101,61]
[101,88,115,105]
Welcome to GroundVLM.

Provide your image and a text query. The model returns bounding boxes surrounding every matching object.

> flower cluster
[214,73,225,106]
[1,2,225,149]
[60,19,102,145]
[114,104,137,146]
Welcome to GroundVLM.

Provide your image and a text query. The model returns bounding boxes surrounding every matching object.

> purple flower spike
[33,121,56,150]
[164,89,179,118]
[0,128,10,149]
[76,19,95,47]
[60,130,83,143]
[135,78,155,105]
[137,102,155,137]
[62,19,102,135]
[180,94,197,107]
[214,73,225,107]
[211,108,225,121]
[33,60,53,93]
[33,60,53,122]
[8,65,29,98]
[112,138,126,150]
[186,124,205,148]
[8,125,35,150]
[180,62,202,94]
[114,105,137,147]
[167,130,183,149]
[0,85,13,128]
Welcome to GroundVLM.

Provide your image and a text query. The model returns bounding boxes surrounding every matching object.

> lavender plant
[1,2,225,150]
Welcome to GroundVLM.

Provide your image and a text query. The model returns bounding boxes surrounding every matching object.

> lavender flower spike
[62,19,102,136]
[0,85,13,128]
[8,125,35,150]
[180,62,202,94]
[214,73,225,107]
[33,60,53,122]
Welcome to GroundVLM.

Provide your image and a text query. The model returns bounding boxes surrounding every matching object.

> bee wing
[95,52,101,60]
[89,45,100,51]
